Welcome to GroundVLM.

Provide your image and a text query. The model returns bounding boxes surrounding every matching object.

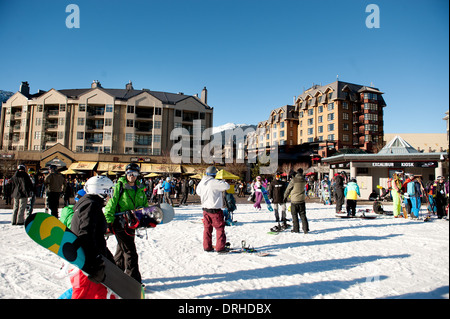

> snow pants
[290,202,309,233]
[346,199,357,216]
[253,192,263,209]
[410,196,421,218]
[70,269,118,299]
[113,219,142,283]
[11,197,27,225]
[391,189,402,217]
[203,209,226,252]
[335,188,345,213]
[273,203,286,222]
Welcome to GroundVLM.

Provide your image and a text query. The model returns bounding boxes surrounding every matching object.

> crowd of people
[1,162,448,299]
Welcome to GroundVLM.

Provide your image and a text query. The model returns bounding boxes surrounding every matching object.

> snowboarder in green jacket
[104,163,148,283]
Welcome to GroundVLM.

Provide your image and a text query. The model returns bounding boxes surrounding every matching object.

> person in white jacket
[196,166,230,252]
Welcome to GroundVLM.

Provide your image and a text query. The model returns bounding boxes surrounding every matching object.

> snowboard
[25,213,145,299]
[220,241,270,257]
[267,223,291,235]
[115,203,175,230]
[335,212,377,219]
[323,190,331,205]
[260,186,274,212]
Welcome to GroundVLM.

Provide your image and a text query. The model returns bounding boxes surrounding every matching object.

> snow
[0,203,448,299]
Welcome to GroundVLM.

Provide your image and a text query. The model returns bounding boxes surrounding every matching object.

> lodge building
[0,81,213,173]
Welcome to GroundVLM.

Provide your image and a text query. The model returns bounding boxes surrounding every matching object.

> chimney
[201,86,207,105]
[91,80,102,88]
[126,80,134,90]
[19,81,30,96]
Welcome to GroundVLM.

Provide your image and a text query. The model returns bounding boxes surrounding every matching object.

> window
[343,134,349,142]
[318,126,323,133]
[364,93,378,100]
[318,105,323,113]
[76,146,83,152]
[77,118,85,126]
[104,132,112,140]
[299,111,304,118]
[308,137,314,142]
[327,113,334,121]
[280,131,285,137]
[105,105,113,112]
[327,103,334,111]
[154,108,162,115]
[105,118,112,126]
[127,105,134,113]
[343,123,350,131]
[308,109,314,116]
[200,112,205,120]
[34,131,41,139]
[328,123,335,131]
[273,123,277,129]
[77,132,84,139]
[59,118,65,125]
[127,120,134,127]
[153,135,161,143]
[58,132,63,139]
[364,103,378,111]
[125,133,134,141]
[342,102,348,110]
[328,134,335,140]
[35,118,41,126]
[59,104,66,112]
[307,128,313,135]
[318,115,323,123]
[307,118,314,126]
[273,132,277,139]
[154,121,162,129]
[79,104,86,112]
[343,112,349,120]
[364,113,378,121]
[37,105,43,112]
[175,110,182,117]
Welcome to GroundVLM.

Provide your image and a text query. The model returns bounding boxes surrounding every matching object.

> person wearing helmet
[344,178,360,217]
[162,177,173,206]
[10,164,33,225]
[333,171,346,214]
[27,168,38,215]
[196,166,230,252]
[104,163,147,283]
[69,175,116,299]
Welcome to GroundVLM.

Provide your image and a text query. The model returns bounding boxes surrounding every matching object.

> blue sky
[0,0,448,133]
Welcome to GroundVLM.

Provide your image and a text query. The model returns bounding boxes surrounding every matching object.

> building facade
[0,81,213,170]
[294,81,386,153]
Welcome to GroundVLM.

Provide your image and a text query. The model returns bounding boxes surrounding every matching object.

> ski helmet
[17,164,26,171]
[205,166,218,176]
[125,163,140,173]
[84,176,114,198]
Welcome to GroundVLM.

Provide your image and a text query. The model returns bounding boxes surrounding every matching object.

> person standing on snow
[44,165,67,218]
[284,168,309,234]
[435,176,448,219]
[104,163,147,283]
[196,166,230,252]
[70,175,117,299]
[10,164,33,225]
[162,177,173,206]
[268,173,288,230]
[344,178,360,217]
[253,176,263,211]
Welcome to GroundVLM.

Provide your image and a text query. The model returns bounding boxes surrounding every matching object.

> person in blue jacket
[344,178,361,217]
[162,177,173,206]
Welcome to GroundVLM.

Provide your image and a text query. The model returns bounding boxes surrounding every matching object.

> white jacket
[196,176,230,209]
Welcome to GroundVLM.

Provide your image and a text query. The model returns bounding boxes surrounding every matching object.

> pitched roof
[378,135,420,154]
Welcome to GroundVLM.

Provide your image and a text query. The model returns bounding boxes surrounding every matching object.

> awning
[97,162,129,172]
[68,161,97,170]
[181,165,210,175]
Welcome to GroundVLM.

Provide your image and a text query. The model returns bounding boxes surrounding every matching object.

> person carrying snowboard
[196,166,230,252]
[269,173,288,230]
[70,175,116,299]
[104,163,147,283]
[284,168,309,234]
[253,176,263,211]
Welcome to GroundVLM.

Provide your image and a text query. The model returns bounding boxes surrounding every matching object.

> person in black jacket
[10,164,33,225]
[69,175,116,299]
[269,174,289,231]
[334,171,346,214]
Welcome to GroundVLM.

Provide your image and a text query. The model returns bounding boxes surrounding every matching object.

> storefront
[322,136,448,199]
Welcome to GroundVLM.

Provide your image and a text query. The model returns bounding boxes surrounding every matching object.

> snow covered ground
[0,203,448,299]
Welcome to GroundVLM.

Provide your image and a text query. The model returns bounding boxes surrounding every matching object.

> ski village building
[0,81,213,175]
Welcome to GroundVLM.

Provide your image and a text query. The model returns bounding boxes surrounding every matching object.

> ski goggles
[126,170,140,177]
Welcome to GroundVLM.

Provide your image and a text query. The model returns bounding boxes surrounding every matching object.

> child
[344,178,360,217]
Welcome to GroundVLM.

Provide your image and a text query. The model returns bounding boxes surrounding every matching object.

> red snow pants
[70,269,117,299]
[203,210,226,252]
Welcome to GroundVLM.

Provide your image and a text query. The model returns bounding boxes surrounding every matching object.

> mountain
[0,90,14,103]
[212,123,256,135]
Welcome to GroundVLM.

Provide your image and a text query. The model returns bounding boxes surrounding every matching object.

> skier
[223,183,237,226]
[253,176,263,211]
[344,178,360,217]
[268,173,288,230]
[70,175,116,299]
[196,166,230,252]
[10,164,33,225]
[401,173,414,218]
[334,171,346,214]
[104,163,147,283]
[284,168,309,234]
